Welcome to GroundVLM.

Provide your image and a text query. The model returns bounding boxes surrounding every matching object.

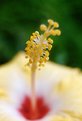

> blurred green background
[0,0,82,68]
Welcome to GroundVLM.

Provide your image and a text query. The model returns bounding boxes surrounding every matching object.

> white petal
[0,52,82,121]
[0,52,31,108]
[0,101,26,121]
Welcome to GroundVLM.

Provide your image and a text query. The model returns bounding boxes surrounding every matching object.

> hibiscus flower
[0,19,82,121]
[0,52,82,121]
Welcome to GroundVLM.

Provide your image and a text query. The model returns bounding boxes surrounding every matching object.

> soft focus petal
[0,101,26,121]
[0,52,31,108]
[0,51,82,121]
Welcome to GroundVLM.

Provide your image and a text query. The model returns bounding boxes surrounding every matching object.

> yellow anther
[42,43,47,49]
[39,50,43,55]
[25,48,30,54]
[30,36,34,40]
[26,40,29,44]
[32,32,35,35]
[46,57,49,60]
[54,22,59,28]
[40,24,47,31]
[55,30,61,36]
[44,56,49,62]
[48,38,53,44]
[48,44,52,51]
[35,31,40,36]
[50,30,56,36]
[26,41,30,45]
[39,58,44,63]
[30,41,34,47]
[35,44,39,48]
[48,19,54,25]
[45,51,49,57]
[32,32,37,36]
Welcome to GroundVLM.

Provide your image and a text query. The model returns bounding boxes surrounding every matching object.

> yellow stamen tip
[55,30,61,36]
[48,19,54,25]
[40,24,47,31]
[45,51,49,57]
[54,22,59,28]
[50,30,56,36]
[48,38,53,44]
[35,31,40,36]
[48,44,52,51]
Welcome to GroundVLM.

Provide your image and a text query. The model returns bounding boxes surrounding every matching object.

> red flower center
[19,96,50,120]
